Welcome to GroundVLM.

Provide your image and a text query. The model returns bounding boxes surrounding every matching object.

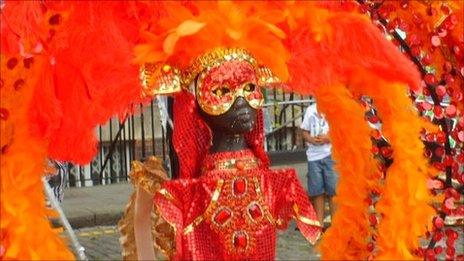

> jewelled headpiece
[139,48,280,97]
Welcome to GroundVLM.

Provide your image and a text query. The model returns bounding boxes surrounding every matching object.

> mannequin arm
[134,186,156,260]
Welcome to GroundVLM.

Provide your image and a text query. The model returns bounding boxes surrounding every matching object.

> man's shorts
[307,155,338,197]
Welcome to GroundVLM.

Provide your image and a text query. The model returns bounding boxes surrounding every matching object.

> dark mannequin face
[199,96,257,134]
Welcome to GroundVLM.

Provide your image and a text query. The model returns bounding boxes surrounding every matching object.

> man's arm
[315,133,330,144]
[301,129,323,145]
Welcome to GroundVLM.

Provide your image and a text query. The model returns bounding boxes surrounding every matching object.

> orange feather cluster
[134,1,291,80]
[0,55,74,259]
[1,2,145,259]
[315,84,380,260]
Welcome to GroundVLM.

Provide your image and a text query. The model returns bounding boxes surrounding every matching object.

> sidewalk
[62,162,309,228]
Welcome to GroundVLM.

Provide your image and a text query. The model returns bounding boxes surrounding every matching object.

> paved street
[73,223,320,260]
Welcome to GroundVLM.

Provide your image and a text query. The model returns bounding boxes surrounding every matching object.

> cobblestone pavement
[71,224,463,260]
[72,222,320,260]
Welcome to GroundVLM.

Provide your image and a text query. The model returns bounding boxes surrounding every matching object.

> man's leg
[307,160,325,225]
[311,195,325,225]
[323,156,338,221]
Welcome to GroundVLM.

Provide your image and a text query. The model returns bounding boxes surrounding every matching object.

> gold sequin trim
[183,179,225,235]
[139,63,182,97]
[204,157,259,172]
[158,188,175,202]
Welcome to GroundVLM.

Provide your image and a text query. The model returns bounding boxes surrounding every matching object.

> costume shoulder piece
[118,156,175,260]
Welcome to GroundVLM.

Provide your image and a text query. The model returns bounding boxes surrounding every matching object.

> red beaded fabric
[156,92,321,260]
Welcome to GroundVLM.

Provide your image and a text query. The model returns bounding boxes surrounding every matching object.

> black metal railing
[66,91,313,187]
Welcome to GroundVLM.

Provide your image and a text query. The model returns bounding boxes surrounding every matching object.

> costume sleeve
[271,168,322,245]
[118,157,175,260]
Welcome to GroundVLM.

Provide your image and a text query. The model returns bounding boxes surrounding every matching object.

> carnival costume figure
[143,48,321,260]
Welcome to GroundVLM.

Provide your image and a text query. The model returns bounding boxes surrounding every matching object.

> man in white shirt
[300,103,337,227]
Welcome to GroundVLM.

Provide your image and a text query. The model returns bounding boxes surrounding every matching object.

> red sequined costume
[154,84,321,259]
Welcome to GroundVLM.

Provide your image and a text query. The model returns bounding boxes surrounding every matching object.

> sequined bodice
[195,150,274,256]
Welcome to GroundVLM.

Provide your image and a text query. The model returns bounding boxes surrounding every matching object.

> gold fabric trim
[183,179,225,235]
[291,204,322,245]
[292,203,322,228]
[129,156,168,194]
[252,177,276,225]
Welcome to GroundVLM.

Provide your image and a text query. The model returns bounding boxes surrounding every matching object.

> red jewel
[371,130,382,140]
[449,14,458,26]
[248,203,263,220]
[399,20,409,32]
[423,87,430,96]
[434,147,445,157]
[433,231,443,241]
[445,228,458,239]
[430,35,441,47]
[443,73,455,85]
[454,45,462,57]
[435,85,447,97]
[425,249,435,260]
[433,106,443,119]
[446,247,455,256]
[437,28,447,37]
[434,216,444,229]
[434,246,443,254]
[457,131,464,142]
[0,108,9,121]
[367,242,375,252]
[436,131,446,144]
[453,90,463,102]
[411,46,421,57]
[424,74,437,85]
[422,53,432,65]
[380,147,392,158]
[445,105,456,117]
[369,115,379,123]
[233,231,247,248]
[233,178,246,196]
[369,213,378,226]
[421,102,432,110]
[235,161,245,170]
[443,62,453,73]
[425,133,435,142]
[213,208,232,226]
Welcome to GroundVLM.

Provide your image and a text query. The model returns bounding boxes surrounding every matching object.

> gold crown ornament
[139,48,280,97]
